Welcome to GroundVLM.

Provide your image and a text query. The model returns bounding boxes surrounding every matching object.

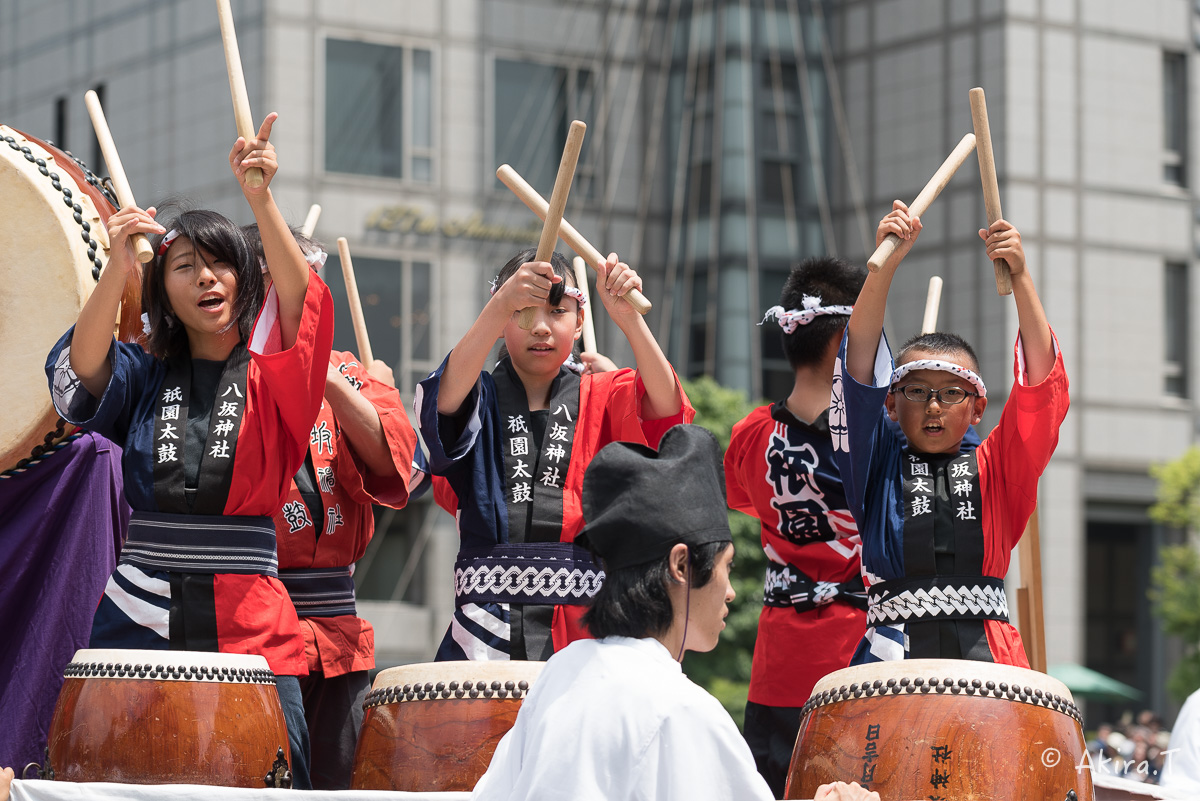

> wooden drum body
[352,660,544,792]
[786,659,1094,801]
[47,649,291,787]
[0,125,141,476]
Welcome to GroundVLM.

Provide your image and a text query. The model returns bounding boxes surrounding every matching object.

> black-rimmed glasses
[890,384,977,405]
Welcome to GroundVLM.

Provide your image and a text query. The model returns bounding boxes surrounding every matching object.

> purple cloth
[0,433,126,770]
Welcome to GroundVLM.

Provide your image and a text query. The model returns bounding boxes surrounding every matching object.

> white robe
[1161,688,1200,791]
[470,636,774,801]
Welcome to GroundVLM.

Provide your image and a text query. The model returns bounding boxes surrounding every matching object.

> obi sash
[763,562,867,613]
[121,511,279,577]
[278,567,357,619]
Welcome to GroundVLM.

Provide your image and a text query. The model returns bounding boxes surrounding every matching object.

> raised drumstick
[970,87,1013,296]
[867,133,977,272]
[517,120,587,330]
[921,276,943,335]
[83,90,153,264]
[300,204,321,238]
[337,237,373,369]
[216,0,263,188]
[573,256,598,354]
[496,164,651,315]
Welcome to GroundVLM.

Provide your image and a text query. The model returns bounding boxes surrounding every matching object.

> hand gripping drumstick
[216,0,263,188]
[573,256,598,354]
[337,237,374,369]
[921,275,943,335]
[300,204,322,238]
[970,87,1014,296]
[84,90,154,264]
[496,165,652,316]
[867,133,977,272]
[516,120,587,330]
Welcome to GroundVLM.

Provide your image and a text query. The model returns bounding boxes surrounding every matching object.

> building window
[325,38,434,181]
[324,254,435,399]
[1165,261,1189,397]
[54,97,67,150]
[493,58,596,197]
[1163,51,1187,186]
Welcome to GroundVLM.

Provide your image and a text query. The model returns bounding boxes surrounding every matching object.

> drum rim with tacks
[786,658,1095,801]
[0,125,142,478]
[351,660,545,792]
[42,647,292,788]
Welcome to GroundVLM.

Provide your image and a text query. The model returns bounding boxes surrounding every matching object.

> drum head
[371,660,545,691]
[0,126,112,473]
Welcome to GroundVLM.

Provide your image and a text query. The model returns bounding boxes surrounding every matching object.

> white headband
[760,294,853,334]
[890,359,987,398]
[305,248,328,268]
[489,279,586,307]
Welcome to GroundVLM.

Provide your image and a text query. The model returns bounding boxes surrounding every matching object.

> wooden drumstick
[337,237,373,369]
[496,164,651,315]
[970,87,1014,296]
[216,0,263,188]
[84,90,153,264]
[517,120,587,330]
[300,204,321,238]
[921,275,943,335]
[573,256,598,354]
[867,133,977,272]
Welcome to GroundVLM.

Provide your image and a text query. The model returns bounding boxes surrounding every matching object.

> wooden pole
[337,237,373,368]
[216,0,263,188]
[969,87,1013,296]
[573,256,598,354]
[1016,506,1048,672]
[921,276,943,335]
[300,204,321,238]
[867,133,976,272]
[496,164,651,315]
[517,120,587,330]
[83,91,154,264]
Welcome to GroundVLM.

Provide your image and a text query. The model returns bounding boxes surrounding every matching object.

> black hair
[582,540,730,640]
[777,256,867,369]
[144,209,263,361]
[896,332,981,373]
[241,223,326,266]
[493,247,581,364]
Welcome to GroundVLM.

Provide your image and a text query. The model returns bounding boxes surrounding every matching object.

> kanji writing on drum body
[860,724,881,784]
[928,743,954,798]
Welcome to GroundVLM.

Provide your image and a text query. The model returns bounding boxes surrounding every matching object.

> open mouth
[529,343,554,353]
[198,294,225,311]
[923,421,945,435]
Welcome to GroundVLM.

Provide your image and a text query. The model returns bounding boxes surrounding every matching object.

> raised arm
[229,112,310,350]
[980,220,1054,384]
[846,201,922,385]
[437,261,561,415]
[593,253,680,420]
[70,204,165,397]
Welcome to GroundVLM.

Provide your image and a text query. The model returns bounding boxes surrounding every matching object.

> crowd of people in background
[1087,711,1173,784]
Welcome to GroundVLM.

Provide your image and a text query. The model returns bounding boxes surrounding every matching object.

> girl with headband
[415,248,691,663]
[45,112,334,787]
[830,200,1068,668]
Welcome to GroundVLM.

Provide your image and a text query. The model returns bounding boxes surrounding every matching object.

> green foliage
[1149,543,1200,702]
[1149,447,1200,529]
[677,376,768,728]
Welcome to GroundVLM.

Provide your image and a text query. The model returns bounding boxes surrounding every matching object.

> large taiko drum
[785,659,1094,801]
[351,660,544,792]
[0,125,142,476]
[45,649,292,787]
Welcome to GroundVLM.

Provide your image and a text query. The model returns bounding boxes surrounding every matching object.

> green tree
[1149,447,1200,701]
[677,376,767,729]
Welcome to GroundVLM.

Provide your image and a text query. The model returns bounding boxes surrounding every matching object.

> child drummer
[831,201,1069,666]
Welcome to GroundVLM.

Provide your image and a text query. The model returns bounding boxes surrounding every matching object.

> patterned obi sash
[121,511,278,577]
[866,575,1009,628]
[453,543,604,606]
[764,562,867,612]
[278,567,357,618]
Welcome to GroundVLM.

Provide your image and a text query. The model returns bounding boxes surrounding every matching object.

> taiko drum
[785,659,1095,801]
[46,649,291,787]
[351,660,544,792]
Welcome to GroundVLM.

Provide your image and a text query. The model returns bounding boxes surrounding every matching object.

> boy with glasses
[830,200,1069,666]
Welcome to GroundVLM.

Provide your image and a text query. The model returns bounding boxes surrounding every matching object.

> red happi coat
[274,351,417,677]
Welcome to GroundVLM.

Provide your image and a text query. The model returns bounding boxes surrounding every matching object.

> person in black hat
[470,425,878,801]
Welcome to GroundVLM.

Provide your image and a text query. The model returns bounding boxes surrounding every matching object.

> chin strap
[676,557,690,662]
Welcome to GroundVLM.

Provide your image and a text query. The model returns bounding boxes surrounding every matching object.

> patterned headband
[760,294,853,334]
[890,359,988,398]
[489,279,587,307]
[157,229,181,255]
